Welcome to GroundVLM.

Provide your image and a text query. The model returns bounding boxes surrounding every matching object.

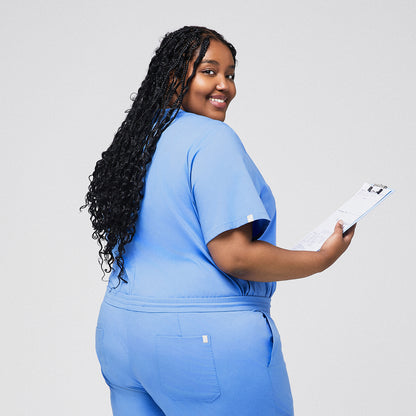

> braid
[80,26,237,287]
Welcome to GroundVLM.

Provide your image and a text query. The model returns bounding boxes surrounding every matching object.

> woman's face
[180,40,236,122]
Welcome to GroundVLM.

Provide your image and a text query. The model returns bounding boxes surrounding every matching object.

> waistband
[104,288,271,314]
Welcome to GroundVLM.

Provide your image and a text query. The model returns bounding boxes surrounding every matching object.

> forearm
[230,240,328,282]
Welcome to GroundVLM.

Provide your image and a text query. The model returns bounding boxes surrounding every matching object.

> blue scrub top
[108,109,277,298]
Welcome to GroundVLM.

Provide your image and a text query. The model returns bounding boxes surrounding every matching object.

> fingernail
[338,220,344,226]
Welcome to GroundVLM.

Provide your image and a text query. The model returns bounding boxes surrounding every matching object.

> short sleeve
[189,123,271,245]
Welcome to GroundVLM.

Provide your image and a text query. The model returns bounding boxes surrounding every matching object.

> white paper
[293,182,394,251]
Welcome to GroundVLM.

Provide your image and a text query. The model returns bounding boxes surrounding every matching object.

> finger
[334,220,344,235]
[343,224,356,243]
[343,223,357,237]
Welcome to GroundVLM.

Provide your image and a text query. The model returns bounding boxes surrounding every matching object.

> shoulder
[178,111,232,131]
[181,113,243,154]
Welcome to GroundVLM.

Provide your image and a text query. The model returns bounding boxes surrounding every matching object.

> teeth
[209,98,225,103]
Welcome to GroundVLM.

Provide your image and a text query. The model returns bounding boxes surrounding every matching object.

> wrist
[315,249,333,273]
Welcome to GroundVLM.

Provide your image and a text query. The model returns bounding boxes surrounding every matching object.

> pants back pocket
[155,334,221,402]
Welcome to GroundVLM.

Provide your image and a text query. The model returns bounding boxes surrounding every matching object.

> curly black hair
[80,26,237,287]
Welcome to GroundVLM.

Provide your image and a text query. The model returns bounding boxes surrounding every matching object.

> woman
[81,26,355,416]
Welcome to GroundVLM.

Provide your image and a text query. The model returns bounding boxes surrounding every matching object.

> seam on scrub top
[186,123,223,195]
[187,121,244,206]
[176,313,183,336]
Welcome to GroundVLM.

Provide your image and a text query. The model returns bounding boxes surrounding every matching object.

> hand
[318,221,356,270]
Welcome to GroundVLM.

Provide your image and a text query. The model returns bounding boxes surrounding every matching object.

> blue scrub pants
[96,292,294,415]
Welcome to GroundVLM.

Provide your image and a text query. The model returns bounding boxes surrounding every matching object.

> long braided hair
[80,26,237,287]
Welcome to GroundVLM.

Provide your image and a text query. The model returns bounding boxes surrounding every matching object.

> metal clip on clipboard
[367,184,388,194]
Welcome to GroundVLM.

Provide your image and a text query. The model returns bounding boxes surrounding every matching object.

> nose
[216,75,228,90]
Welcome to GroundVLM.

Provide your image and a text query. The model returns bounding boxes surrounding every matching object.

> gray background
[1,0,415,415]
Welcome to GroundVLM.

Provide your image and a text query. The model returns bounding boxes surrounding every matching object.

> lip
[208,95,228,110]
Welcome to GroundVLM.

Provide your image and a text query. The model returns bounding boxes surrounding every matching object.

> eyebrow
[200,59,235,69]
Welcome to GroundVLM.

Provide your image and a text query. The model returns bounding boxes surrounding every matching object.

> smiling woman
[179,40,237,121]
[82,24,354,416]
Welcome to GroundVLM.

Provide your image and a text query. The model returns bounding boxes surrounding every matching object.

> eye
[226,74,235,80]
[202,69,215,75]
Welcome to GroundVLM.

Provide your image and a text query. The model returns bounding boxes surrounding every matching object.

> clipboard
[293,182,394,251]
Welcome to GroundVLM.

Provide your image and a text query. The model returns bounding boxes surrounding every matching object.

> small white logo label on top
[247,214,254,222]
[202,335,208,343]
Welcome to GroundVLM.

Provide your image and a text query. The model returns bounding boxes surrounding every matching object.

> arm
[207,220,356,282]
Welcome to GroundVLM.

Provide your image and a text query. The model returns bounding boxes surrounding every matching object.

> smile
[209,98,226,103]
[208,96,228,110]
